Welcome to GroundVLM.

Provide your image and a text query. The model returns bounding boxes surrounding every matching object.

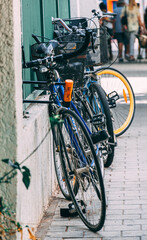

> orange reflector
[64,80,73,102]
[123,89,127,103]
[72,45,76,50]
[73,176,76,185]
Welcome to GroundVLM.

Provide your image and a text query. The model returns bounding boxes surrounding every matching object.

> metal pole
[40,0,45,41]
[23,100,52,104]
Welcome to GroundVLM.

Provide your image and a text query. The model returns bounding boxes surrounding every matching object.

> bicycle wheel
[89,82,115,168]
[57,108,106,232]
[96,67,135,137]
[72,90,105,175]
[49,105,73,200]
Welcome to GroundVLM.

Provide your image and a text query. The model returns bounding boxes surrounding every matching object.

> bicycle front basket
[57,61,85,87]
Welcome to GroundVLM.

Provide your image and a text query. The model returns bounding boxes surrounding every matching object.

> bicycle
[22,29,106,231]
[88,9,136,137]
[52,17,116,168]
[52,11,136,137]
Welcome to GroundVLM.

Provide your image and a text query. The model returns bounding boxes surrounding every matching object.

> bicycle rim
[52,120,79,200]
[53,136,71,200]
[58,108,106,232]
[97,68,135,137]
[49,103,72,200]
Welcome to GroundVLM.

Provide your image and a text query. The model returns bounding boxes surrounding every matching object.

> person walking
[113,0,130,62]
[99,2,114,61]
[144,7,147,59]
[121,0,144,61]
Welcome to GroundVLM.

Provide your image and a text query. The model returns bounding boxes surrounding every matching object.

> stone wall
[0,1,17,238]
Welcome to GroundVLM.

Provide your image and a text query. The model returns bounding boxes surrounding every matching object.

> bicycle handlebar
[92,9,117,18]
[32,34,41,44]
[52,17,86,37]
[52,17,72,33]
[23,29,91,69]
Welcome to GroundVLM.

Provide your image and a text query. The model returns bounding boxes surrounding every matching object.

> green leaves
[21,166,31,189]
[2,159,21,170]
[0,159,31,189]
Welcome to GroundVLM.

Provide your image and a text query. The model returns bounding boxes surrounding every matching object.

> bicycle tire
[89,82,115,168]
[53,139,72,200]
[57,108,106,232]
[96,67,135,137]
[72,90,105,175]
[49,105,76,201]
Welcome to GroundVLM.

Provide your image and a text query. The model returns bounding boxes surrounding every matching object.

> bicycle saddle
[36,40,59,55]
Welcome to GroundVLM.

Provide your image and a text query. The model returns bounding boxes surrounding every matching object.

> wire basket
[30,42,85,87]
[53,18,109,67]
[57,61,85,87]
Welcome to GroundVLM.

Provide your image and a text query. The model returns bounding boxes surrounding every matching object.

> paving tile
[104,224,141,231]
[102,238,140,240]
[122,230,147,237]
[45,231,84,238]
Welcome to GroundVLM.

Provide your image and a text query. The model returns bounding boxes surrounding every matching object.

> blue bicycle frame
[49,75,100,167]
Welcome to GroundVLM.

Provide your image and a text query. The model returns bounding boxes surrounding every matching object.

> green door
[43,0,57,39]
[22,0,43,99]
[22,0,70,99]
[58,0,70,18]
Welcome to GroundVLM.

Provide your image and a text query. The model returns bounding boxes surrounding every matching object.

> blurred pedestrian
[99,2,114,60]
[144,7,147,58]
[121,0,145,61]
[137,3,143,59]
[113,0,130,62]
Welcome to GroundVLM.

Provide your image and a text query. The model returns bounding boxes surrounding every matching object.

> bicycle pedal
[108,135,117,147]
[60,201,86,217]
[91,130,108,144]
[108,91,119,101]
[113,134,117,147]
[108,91,119,109]
[90,113,105,127]
[60,207,78,217]
[108,99,116,108]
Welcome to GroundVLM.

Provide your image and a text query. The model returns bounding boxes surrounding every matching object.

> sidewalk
[36,75,147,239]
[111,38,147,64]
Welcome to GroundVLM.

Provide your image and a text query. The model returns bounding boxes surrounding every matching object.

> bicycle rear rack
[23,80,65,104]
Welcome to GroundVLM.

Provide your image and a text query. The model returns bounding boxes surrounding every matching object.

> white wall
[70,0,147,20]
[17,97,56,239]
[70,0,99,18]
[12,1,57,239]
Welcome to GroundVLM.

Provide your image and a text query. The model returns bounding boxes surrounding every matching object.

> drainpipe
[40,0,45,41]
[68,0,71,18]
